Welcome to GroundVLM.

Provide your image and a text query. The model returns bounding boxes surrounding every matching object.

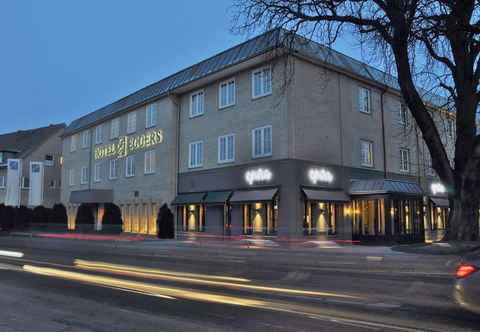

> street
[0,236,479,332]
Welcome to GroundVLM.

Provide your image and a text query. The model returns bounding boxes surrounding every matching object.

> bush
[1,205,15,231]
[14,206,32,229]
[102,203,122,225]
[157,204,174,239]
[75,204,94,225]
[49,203,68,225]
[31,206,50,224]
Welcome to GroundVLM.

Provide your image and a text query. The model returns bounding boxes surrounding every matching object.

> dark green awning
[230,188,278,204]
[204,191,232,205]
[171,193,206,205]
[431,197,449,208]
[302,188,350,202]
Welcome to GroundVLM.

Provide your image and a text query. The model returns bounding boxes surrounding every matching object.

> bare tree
[232,0,480,240]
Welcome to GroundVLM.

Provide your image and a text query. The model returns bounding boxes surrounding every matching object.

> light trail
[0,250,24,258]
[74,259,361,299]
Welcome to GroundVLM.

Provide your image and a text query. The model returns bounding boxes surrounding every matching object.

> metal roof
[65,29,447,136]
[350,179,424,196]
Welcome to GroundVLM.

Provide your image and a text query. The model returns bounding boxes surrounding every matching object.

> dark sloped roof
[64,29,447,136]
[0,123,65,157]
[350,179,424,196]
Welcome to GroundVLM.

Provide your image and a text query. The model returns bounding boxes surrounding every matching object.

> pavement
[0,235,479,331]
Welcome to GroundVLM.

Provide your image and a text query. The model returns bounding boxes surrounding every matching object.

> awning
[431,197,449,208]
[230,188,278,203]
[70,190,113,204]
[171,192,206,205]
[302,188,350,202]
[204,191,232,205]
[350,179,423,196]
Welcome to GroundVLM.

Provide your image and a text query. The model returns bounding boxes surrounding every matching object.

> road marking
[0,250,24,258]
[366,256,384,262]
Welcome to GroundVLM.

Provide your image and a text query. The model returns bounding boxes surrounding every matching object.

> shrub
[157,204,174,239]
[102,203,122,225]
[14,206,32,229]
[75,204,94,225]
[49,203,68,225]
[1,205,15,231]
[31,206,50,224]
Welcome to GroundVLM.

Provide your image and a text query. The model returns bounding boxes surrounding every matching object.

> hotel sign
[94,129,164,160]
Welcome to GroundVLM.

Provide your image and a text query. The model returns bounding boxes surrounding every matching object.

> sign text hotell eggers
[94,129,164,160]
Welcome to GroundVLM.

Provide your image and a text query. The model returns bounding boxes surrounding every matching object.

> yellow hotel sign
[94,129,164,160]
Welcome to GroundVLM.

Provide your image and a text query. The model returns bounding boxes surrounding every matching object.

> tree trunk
[444,192,479,241]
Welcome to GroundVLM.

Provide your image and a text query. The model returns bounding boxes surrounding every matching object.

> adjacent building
[0,124,65,208]
[61,30,455,241]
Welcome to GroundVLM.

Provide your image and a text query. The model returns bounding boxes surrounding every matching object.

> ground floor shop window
[121,203,158,235]
[242,201,277,235]
[304,201,339,236]
[431,206,447,230]
[179,204,205,232]
[351,199,386,237]
[390,199,422,235]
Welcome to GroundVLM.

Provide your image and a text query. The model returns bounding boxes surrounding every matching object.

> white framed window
[399,103,409,127]
[360,140,374,167]
[94,162,102,182]
[252,66,272,98]
[144,150,156,174]
[219,79,235,108]
[81,130,90,148]
[110,118,120,139]
[127,112,137,134]
[95,125,103,145]
[109,159,118,179]
[125,155,135,177]
[190,90,205,118]
[252,125,272,158]
[68,169,75,186]
[0,175,5,188]
[146,104,157,128]
[44,154,54,167]
[400,148,410,172]
[218,134,235,163]
[80,166,89,185]
[446,118,455,138]
[188,141,203,168]
[21,176,30,189]
[70,134,77,152]
[358,86,371,114]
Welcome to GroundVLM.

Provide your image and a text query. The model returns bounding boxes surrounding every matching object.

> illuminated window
[218,134,235,163]
[400,148,410,172]
[360,140,374,167]
[94,163,102,182]
[127,112,137,134]
[80,166,89,185]
[189,141,203,168]
[219,79,235,108]
[358,86,371,114]
[144,150,156,174]
[68,169,75,186]
[95,125,103,145]
[70,134,77,152]
[252,125,272,158]
[0,175,5,188]
[252,66,272,98]
[399,103,409,127]
[190,90,205,118]
[110,118,120,139]
[21,176,30,189]
[125,156,135,177]
[146,104,157,128]
[109,159,118,179]
[81,130,90,148]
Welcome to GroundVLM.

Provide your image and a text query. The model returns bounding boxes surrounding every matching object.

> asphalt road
[0,236,479,332]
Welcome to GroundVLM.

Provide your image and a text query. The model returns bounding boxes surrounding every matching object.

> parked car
[454,248,480,314]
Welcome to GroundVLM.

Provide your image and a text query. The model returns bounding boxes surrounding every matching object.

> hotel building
[61,30,454,241]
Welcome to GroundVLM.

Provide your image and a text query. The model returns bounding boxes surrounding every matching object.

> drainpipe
[380,88,388,179]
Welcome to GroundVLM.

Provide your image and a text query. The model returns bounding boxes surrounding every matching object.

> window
[144,150,156,174]
[189,141,203,168]
[252,66,272,98]
[44,155,54,167]
[109,159,118,179]
[48,180,56,188]
[190,90,205,118]
[399,104,409,127]
[81,130,90,148]
[360,140,374,167]
[146,104,157,128]
[94,163,102,182]
[110,118,120,139]
[358,87,371,114]
[0,175,5,188]
[400,148,410,172]
[446,118,455,138]
[21,177,30,189]
[95,125,103,145]
[69,169,75,186]
[219,79,235,108]
[80,167,89,184]
[252,125,272,158]
[0,152,4,164]
[125,156,135,177]
[218,134,235,163]
[127,112,137,134]
[70,134,77,152]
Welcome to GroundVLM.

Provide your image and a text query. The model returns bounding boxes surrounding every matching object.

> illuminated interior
[304,201,339,236]
[242,200,277,235]
[179,204,204,232]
